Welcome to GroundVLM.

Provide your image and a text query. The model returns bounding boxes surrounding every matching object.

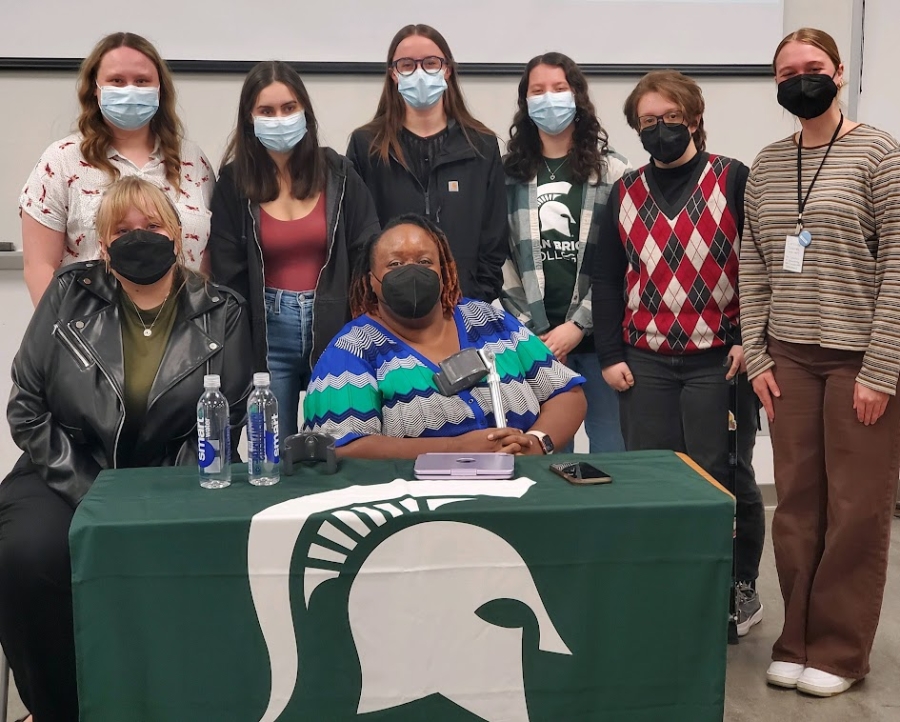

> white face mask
[527,91,577,135]
[97,85,160,130]
[253,111,308,153]
[398,68,448,110]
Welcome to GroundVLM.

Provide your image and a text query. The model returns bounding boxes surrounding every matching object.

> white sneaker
[796,667,857,697]
[766,661,806,688]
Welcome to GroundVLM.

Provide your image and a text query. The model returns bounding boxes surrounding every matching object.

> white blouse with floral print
[20,133,215,270]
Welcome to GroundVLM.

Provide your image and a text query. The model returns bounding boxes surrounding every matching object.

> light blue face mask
[98,85,160,131]
[253,111,308,154]
[398,68,448,110]
[527,91,577,136]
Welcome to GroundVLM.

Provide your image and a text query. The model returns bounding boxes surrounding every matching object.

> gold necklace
[127,291,171,338]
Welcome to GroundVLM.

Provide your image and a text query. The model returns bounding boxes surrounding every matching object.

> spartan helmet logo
[247,477,572,722]
[538,181,576,238]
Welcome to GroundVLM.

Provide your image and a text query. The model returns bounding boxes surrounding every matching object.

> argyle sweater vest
[617,155,740,354]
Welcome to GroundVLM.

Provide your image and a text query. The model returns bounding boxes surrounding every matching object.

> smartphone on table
[550,461,613,485]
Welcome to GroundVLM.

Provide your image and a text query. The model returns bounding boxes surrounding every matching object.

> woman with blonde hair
[741,28,900,696]
[0,177,251,721]
[346,24,507,303]
[20,32,214,306]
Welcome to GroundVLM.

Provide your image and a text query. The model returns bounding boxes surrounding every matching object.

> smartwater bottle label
[265,430,279,464]
[199,439,222,472]
[249,410,264,461]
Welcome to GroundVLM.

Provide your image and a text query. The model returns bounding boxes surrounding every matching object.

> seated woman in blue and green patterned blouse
[303,214,586,458]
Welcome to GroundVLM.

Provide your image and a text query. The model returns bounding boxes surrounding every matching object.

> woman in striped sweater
[741,28,900,697]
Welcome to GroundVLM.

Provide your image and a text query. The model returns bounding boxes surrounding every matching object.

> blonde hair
[623,70,707,152]
[77,32,184,191]
[773,28,842,73]
[96,177,185,266]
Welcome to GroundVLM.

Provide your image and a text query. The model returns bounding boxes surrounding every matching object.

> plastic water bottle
[248,372,280,486]
[197,374,231,489]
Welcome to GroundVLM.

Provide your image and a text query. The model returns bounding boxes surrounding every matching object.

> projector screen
[3,0,784,67]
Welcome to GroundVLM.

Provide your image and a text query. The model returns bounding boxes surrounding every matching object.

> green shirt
[537,157,583,329]
[119,288,179,467]
[537,157,593,353]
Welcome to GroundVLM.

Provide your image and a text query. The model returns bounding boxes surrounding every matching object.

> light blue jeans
[563,351,625,453]
[264,287,314,445]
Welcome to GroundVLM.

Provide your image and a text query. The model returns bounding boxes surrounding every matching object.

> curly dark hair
[349,214,462,319]
[504,52,609,185]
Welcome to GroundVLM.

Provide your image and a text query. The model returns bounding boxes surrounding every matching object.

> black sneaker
[736,582,763,637]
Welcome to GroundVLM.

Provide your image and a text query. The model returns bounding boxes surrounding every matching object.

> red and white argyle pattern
[617,155,740,354]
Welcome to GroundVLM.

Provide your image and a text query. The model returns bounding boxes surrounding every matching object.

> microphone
[433,347,506,428]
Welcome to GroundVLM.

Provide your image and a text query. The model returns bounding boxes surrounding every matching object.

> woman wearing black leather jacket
[0,176,252,722]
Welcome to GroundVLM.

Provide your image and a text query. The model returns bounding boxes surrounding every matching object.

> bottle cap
[253,372,271,387]
[204,374,221,388]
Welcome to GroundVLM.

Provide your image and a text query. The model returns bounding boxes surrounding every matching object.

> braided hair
[349,214,462,318]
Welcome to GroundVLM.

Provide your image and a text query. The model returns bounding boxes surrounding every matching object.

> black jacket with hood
[209,148,380,371]
[346,123,508,302]
[7,262,253,507]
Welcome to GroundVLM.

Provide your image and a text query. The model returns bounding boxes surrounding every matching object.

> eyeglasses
[391,56,446,76]
[638,110,685,130]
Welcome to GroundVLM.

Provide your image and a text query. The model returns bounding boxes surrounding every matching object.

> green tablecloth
[70,450,733,722]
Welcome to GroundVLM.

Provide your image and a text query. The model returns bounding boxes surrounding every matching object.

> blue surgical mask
[398,68,448,110]
[527,91,577,136]
[98,85,160,130]
[253,111,308,154]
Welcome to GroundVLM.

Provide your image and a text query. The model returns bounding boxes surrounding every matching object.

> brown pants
[767,338,900,678]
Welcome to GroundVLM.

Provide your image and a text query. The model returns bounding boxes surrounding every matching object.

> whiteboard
[3,0,784,66]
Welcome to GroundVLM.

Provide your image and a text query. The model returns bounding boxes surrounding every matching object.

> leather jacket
[8,261,253,506]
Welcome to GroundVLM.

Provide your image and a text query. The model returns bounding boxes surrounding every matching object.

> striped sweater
[302,300,584,446]
[740,124,900,394]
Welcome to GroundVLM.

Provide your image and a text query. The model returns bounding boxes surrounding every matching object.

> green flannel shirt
[501,149,630,335]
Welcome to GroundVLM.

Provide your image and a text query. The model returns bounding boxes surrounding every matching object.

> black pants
[619,346,766,582]
[0,458,79,722]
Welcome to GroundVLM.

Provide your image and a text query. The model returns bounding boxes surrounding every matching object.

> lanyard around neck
[796,114,844,232]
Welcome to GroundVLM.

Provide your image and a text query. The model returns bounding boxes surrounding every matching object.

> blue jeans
[264,287,314,445]
[563,351,625,453]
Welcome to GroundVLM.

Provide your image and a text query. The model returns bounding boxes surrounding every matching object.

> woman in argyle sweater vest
[591,71,765,634]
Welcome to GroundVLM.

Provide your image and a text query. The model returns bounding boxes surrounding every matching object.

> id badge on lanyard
[787,114,844,273]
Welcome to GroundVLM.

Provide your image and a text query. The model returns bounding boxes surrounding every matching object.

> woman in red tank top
[209,61,380,443]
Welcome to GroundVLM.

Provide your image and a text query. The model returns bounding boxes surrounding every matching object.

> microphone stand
[477,347,506,428]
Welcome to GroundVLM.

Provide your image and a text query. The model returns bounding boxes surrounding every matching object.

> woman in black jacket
[0,176,252,722]
[210,61,380,443]
[346,24,508,302]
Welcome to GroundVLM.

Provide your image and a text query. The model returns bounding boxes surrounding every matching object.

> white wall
[0,0,857,473]
[0,74,802,248]
[856,0,900,138]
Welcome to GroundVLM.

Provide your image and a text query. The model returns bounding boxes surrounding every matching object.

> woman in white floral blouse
[19,32,214,305]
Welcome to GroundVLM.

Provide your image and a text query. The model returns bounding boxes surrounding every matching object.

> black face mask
[640,122,692,164]
[777,73,838,119]
[107,229,177,285]
[376,264,441,319]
